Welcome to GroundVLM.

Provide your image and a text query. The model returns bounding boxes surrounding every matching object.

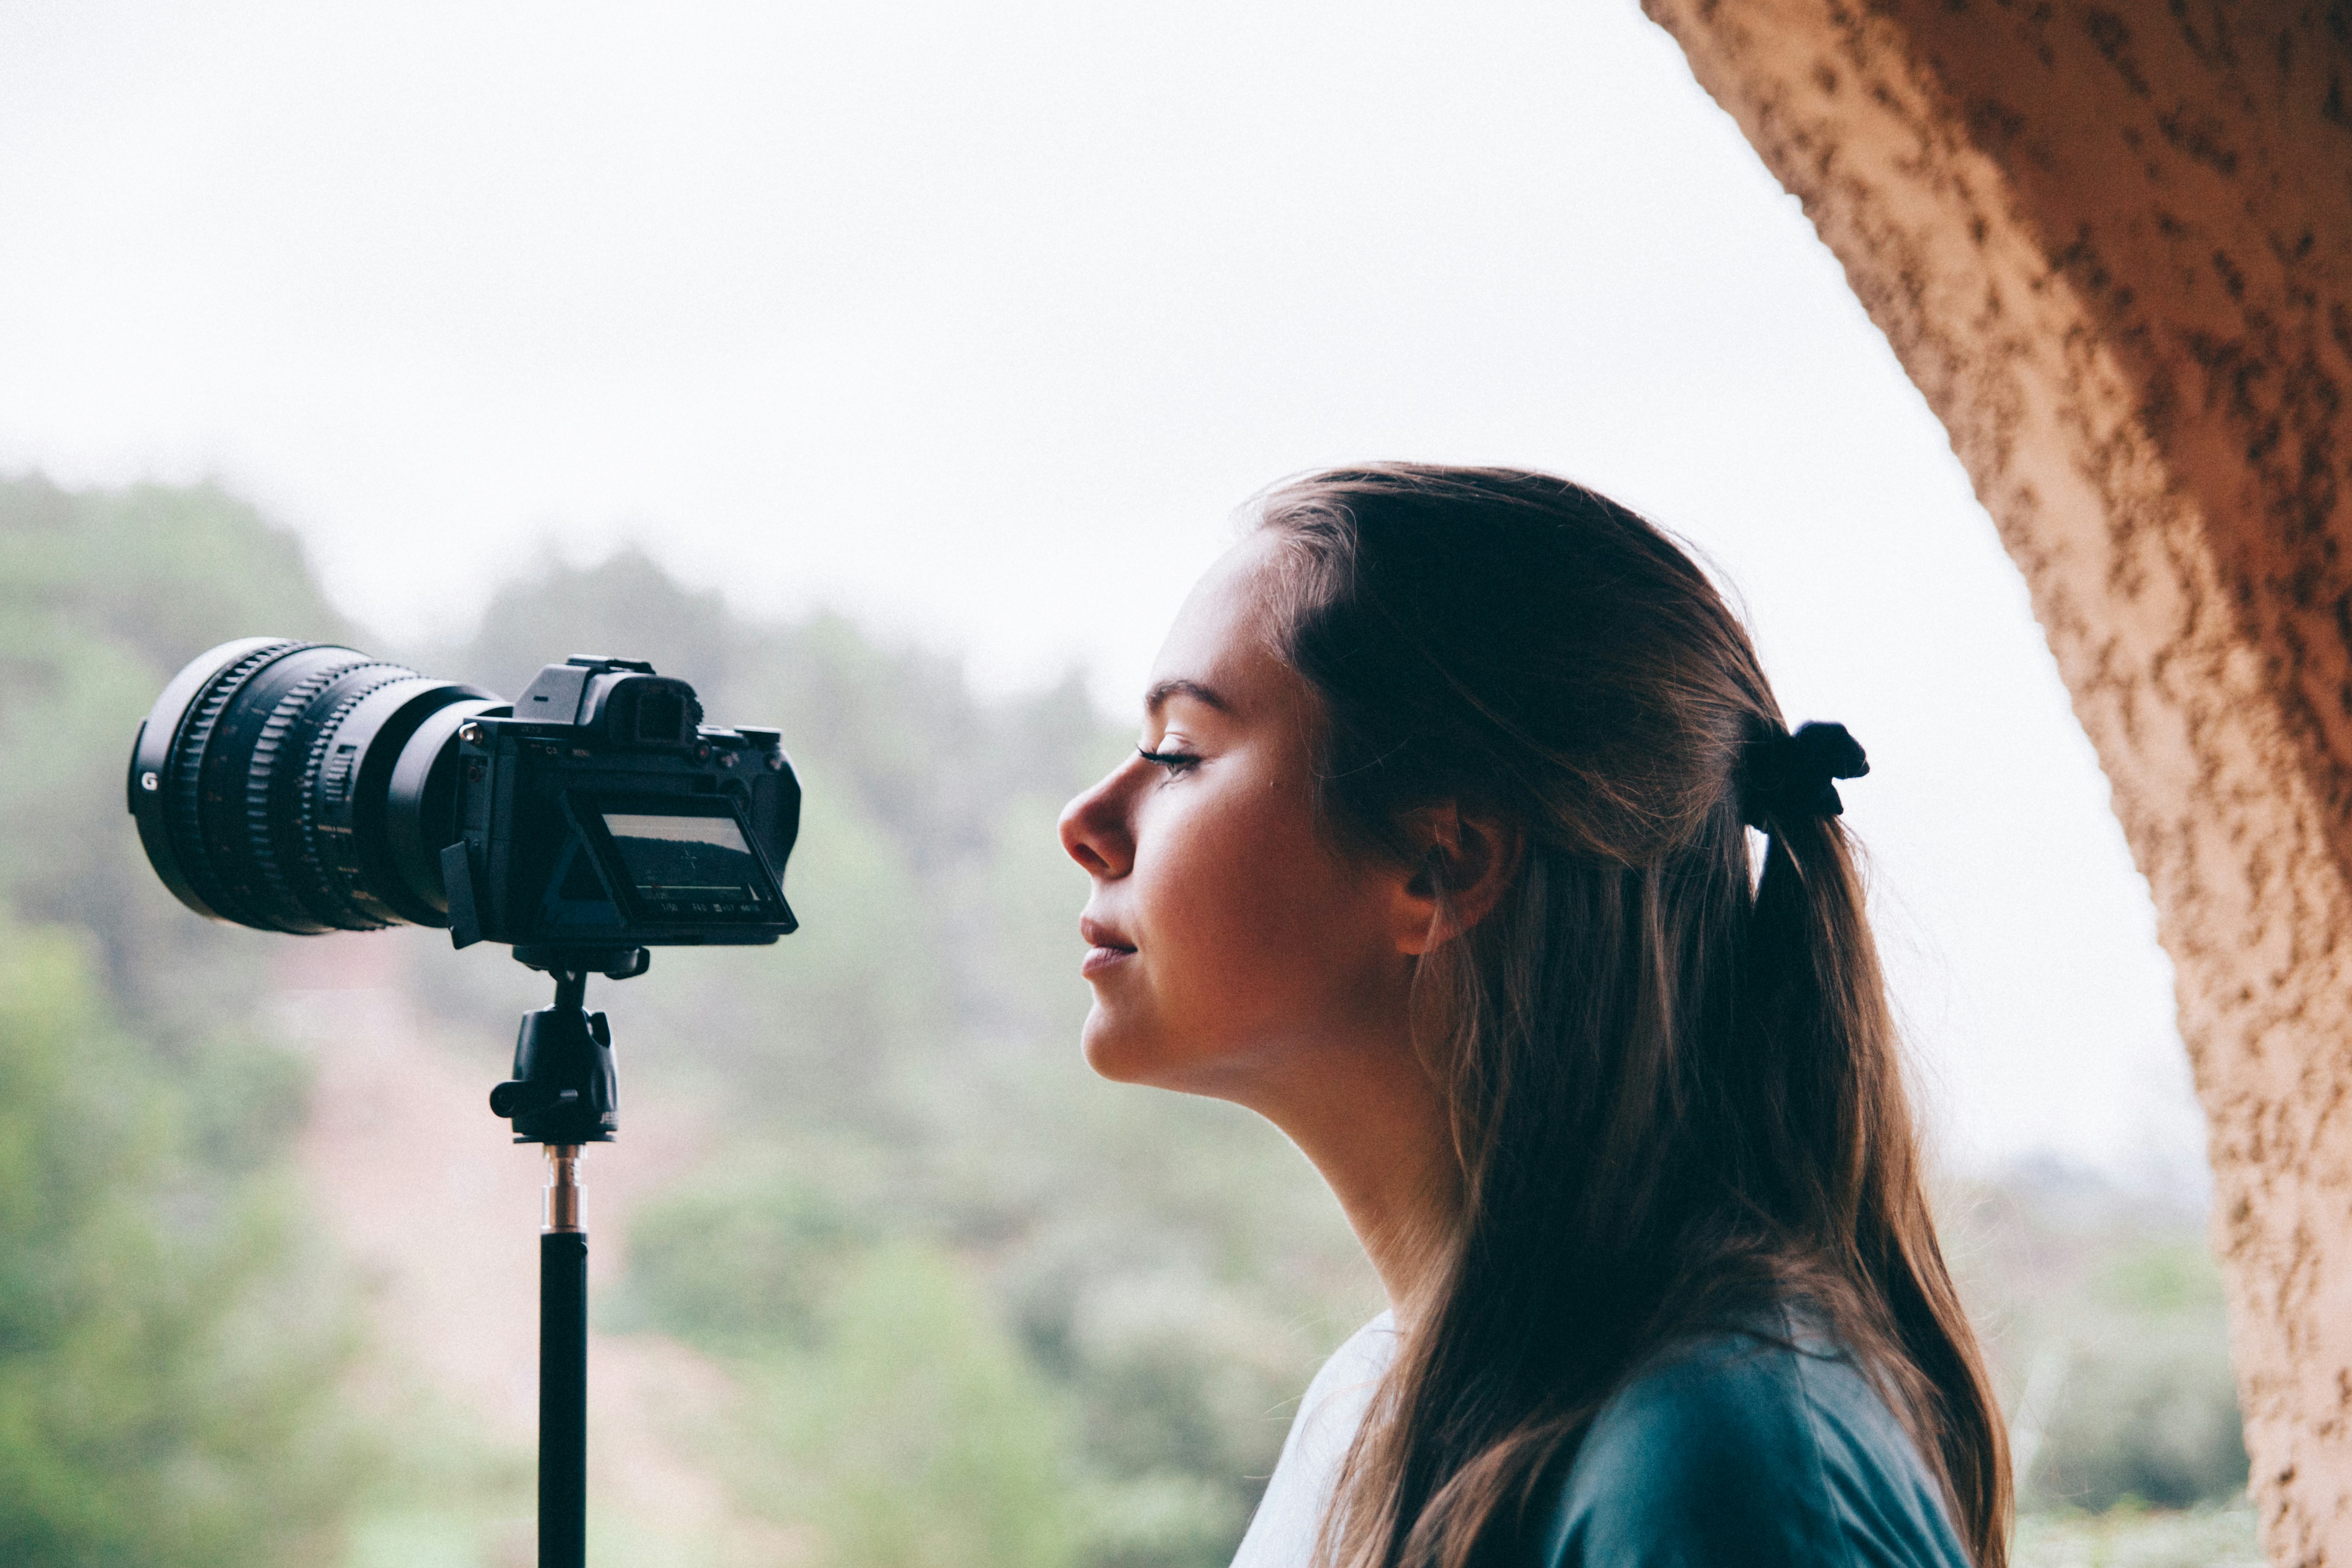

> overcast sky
[0,0,2203,1181]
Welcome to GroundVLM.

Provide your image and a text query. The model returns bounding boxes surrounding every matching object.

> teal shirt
[1536,1314,1973,1568]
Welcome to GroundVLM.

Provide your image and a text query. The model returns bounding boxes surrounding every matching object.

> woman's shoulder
[1229,1312,1400,1568]
[1531,1314,1974,1568]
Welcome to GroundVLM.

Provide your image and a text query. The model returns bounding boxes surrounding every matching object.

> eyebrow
[1144,677,1233,716]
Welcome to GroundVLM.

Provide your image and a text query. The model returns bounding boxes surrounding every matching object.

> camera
[129,636,802,1549]
[127,638,800,960]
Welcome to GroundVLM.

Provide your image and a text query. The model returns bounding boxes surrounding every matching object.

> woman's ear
[1391,804,1521,956]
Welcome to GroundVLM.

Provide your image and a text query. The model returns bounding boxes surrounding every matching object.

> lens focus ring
[164,641,302,924]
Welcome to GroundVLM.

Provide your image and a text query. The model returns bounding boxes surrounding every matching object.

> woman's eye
[1137,746,1201,776]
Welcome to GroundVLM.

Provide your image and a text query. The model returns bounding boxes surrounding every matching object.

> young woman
[1059,466,2008,1568]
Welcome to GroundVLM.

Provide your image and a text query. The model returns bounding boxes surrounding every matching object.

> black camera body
[444,656,799,956]
[126,639,799,963]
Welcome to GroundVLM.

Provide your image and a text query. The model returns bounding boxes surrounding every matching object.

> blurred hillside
[0,472,2258,1567]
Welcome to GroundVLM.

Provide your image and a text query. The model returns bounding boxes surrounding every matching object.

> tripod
[487,944,651,1568]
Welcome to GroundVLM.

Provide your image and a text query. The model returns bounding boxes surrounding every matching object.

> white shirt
[1231,1313,1400,1568]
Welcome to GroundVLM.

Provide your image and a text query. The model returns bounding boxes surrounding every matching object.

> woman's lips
[1081,943,1135,978]
[1079,917,1135,977]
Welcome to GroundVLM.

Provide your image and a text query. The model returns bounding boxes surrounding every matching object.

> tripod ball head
[490,952,641,1143]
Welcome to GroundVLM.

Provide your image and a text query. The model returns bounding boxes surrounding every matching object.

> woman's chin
[1080,1010,1157,1084]
[1080,1008,1205,1089]
[1082,1011,1257,1099]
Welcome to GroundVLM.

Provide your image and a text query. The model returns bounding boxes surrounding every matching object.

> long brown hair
[1252,466,2009,1568]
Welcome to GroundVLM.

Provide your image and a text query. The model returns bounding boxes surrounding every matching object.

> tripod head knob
[490,1079,563,1119]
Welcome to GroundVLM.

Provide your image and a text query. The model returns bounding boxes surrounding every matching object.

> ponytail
[1743,803,2012,1565]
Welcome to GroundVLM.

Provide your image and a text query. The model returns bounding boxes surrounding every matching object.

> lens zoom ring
[165,641,301,922]
[255,658,416,926]
[242,663,349,925]
[292,671,418,928]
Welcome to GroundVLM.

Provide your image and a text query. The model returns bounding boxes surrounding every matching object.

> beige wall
[1637,0,2352,1560]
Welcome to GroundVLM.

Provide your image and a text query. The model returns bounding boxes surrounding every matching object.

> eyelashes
[1137,746,1201,776]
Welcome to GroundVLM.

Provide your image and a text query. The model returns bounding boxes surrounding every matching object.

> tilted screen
[599,811,769,918]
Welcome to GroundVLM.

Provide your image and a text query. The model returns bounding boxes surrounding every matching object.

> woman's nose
[1059,770,1134,878]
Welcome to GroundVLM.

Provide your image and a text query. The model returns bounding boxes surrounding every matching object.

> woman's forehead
[1146,533,1294,716]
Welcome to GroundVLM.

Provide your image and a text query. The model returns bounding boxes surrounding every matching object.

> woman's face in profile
[1058,532,1418,1103]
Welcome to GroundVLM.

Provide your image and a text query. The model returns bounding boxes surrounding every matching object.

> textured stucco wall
[1635,0,2352,1559]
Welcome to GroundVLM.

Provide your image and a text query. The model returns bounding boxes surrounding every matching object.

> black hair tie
[1740,721,1868,828]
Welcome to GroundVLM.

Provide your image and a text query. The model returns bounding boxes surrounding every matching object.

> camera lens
[127,639,500,933]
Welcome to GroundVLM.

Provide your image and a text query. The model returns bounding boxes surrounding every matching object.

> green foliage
[0,927,361,1567]
[437,545,734,706]
[2012,1497,2263,1568]
[0,473,345,678]
[616,1170,857,1353]
[0,473,370,1563]
[334,1380,533,1568]
[727,1243,1078,1568]
[2093,1238,2227,1315]
[1946,1165,2249,1514]
[0,471,349,1031]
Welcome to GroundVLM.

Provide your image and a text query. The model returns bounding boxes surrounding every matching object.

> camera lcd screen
[599,811,773,919]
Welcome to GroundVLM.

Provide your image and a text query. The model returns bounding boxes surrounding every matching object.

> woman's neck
[1253,1033,1465,1317]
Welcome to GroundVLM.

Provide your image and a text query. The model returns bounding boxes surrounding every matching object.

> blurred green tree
[731,1242,1078,1568]
[2031,1236,2249,1508]
[0,473,371,1562]
[0,926,360,1566]
[1946,1164,2250,1514]
[0,472,350,1029]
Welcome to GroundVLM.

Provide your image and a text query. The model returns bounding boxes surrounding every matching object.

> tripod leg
[540,1149,588,1568]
